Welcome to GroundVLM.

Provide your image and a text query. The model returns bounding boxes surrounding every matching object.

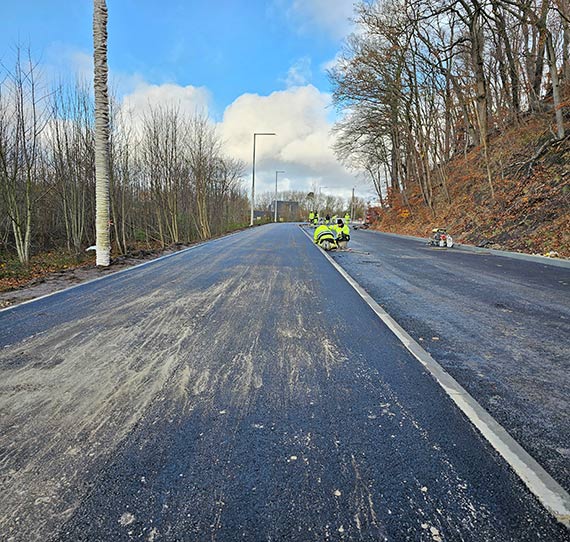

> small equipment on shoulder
[428,227,453,248]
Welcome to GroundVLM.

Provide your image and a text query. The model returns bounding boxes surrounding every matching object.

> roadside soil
[0,243,195,310]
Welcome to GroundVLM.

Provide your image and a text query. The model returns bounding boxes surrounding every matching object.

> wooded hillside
[330,0,570,256]
[375,112,569,256]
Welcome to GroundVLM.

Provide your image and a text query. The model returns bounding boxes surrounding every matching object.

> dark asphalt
[331,228,570,493]
[0,224,568,541]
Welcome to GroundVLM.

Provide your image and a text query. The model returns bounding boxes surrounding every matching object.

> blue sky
[0,1,374,199]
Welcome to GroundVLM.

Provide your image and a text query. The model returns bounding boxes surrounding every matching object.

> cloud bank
[120,82,360,198]
[121,82,211,117]
[218,85,358,196]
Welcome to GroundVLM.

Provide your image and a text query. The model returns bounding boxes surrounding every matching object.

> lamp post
[318,185,327,214]
[250,132,276,226]
[274,170,285,223]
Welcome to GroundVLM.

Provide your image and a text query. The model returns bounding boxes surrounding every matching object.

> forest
[2,0,570,288]
[0,50,249,271]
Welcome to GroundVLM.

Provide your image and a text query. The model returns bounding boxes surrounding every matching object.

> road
[331,228,570,493]
[0,224,568,541]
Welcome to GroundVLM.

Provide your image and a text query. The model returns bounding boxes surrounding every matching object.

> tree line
[255,189,368,221]
[330,0,569,212]
[0,51,248,265]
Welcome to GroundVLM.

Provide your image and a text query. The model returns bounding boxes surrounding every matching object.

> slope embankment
[374,113,570,258]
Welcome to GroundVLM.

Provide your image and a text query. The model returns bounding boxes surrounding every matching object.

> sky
[0,0,375,201]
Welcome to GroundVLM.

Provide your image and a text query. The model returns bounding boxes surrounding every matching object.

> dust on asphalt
[1,224,569,541]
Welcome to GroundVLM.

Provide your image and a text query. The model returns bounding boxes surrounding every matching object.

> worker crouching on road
[314,224,337,251]
[332,219,350,249]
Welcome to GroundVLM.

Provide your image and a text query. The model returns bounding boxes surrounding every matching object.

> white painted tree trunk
[93,0,111,266]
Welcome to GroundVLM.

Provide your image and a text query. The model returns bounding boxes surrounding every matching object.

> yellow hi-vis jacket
[314,225,336,245]
[332,223,350,241]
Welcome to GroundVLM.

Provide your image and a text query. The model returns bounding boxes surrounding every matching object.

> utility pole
[351,187,355,221]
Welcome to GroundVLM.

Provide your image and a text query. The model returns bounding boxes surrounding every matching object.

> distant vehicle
[428,227,454,248]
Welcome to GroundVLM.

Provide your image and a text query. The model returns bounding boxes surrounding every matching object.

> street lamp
[250,132,276,227]
[274,170,285,223]
[318,185,327,213]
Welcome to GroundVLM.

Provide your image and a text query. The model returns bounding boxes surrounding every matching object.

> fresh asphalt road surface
[331,229,570,495]
[0,224,568,541]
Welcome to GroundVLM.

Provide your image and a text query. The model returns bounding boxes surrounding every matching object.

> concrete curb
[361,229,570,269]
[300,225,570,528]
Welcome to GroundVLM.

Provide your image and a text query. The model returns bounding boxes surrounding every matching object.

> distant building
[269,200,300,221]
[253,210,269,220]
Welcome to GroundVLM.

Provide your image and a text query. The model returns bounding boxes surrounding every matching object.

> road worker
[344,212,350,224]
[313,212,319,226]
[333,219,350,249]
[314,224,337,251]
[309,210,315,224]
[325,213,331,225]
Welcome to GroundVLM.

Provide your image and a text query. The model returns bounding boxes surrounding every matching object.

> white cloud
[218,85,359,197]
[115,78,361,198]
[320,52,343,75]
[284,56,312,87]
[41,44,94,86]
[121,82,211,118]
[283,0,355,39]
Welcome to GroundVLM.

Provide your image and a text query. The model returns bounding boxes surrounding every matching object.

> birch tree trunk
[93,0,111,266]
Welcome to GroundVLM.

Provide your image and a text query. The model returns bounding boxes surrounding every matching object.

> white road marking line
[300,226,570,528]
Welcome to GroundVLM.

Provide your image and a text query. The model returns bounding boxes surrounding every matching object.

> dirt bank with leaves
[373,115,570,258]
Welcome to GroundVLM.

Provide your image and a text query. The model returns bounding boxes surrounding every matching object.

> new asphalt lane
[0,223,568,541]
[331,228,570,495]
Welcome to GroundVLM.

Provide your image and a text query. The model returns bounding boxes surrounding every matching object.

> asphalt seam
[300,226,570,528]
[0,229,245,314]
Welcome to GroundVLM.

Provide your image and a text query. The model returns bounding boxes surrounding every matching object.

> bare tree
[0,49,48,264]
[330,0,568,218]
[50,80,93,257]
